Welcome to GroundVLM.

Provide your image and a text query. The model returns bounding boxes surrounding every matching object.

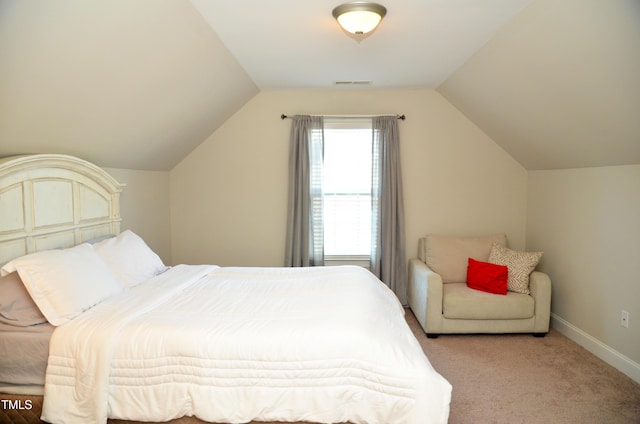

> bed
[0,154,451,424]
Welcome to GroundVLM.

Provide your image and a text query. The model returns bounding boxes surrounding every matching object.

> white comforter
[42,265,451,424]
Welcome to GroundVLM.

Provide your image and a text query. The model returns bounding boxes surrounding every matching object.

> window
[322,118,373,261]
[286,114,405,296]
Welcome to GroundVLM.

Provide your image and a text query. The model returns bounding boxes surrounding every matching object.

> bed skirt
[0,393,338,424]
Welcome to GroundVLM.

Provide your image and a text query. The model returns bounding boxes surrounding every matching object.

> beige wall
[170,89,528,268]
[104,168,172,264]
[527,165,640,369]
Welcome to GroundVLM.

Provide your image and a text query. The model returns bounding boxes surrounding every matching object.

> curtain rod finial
[281,114,288,120]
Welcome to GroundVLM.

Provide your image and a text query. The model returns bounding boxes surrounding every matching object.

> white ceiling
[0,0,637,171]
[192,0,640,170]
[191,0,532,89]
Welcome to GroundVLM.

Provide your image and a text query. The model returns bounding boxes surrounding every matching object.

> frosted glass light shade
[332,3,387,36]
[337,10,381,34]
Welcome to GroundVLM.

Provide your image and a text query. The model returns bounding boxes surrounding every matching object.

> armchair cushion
[423,234,507,283]
[488,243,543,295]
[443,283,535,320]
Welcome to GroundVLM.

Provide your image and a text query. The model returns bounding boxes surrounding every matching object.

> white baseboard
[551,313,640,384]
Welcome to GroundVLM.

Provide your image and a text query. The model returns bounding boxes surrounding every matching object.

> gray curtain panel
[285,115,325,267]
[371,116,407,303]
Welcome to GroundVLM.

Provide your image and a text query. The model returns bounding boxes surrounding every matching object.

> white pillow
[93,230,166,288]
[1,243,123,326]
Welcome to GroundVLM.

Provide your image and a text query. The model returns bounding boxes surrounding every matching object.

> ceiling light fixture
[332,2,387,38]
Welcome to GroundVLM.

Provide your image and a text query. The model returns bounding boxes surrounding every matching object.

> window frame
[321,118,374,264]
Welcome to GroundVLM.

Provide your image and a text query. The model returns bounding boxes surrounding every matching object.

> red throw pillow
[466,258,508,295]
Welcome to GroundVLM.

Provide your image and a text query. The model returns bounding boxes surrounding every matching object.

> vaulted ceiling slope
[438,0,640,170]
[0,1,258,170]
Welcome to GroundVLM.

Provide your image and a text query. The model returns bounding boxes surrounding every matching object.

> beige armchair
[408,234,551,338]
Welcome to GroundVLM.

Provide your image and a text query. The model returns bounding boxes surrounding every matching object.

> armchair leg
[533,332,547,338]
[426,334,440,339]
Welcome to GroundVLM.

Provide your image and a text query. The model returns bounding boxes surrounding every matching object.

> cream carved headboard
[0,154,125,266]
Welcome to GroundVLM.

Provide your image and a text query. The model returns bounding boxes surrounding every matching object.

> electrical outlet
[621,310,629,328]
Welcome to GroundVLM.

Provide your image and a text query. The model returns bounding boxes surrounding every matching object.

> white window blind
[322,118,373,257]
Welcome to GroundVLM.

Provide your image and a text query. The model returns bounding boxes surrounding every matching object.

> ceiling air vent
[333,80,372,86]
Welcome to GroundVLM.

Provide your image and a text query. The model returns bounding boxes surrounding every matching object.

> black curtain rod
[281,114,406,120]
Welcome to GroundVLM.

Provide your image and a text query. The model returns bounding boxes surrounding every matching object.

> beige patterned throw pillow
[488,243,543,294]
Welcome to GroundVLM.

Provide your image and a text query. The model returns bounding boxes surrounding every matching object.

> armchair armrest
[408,258,444,335]
[529,271,552,334]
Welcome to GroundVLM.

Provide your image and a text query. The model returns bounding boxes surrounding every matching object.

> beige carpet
[405,309,640,424]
